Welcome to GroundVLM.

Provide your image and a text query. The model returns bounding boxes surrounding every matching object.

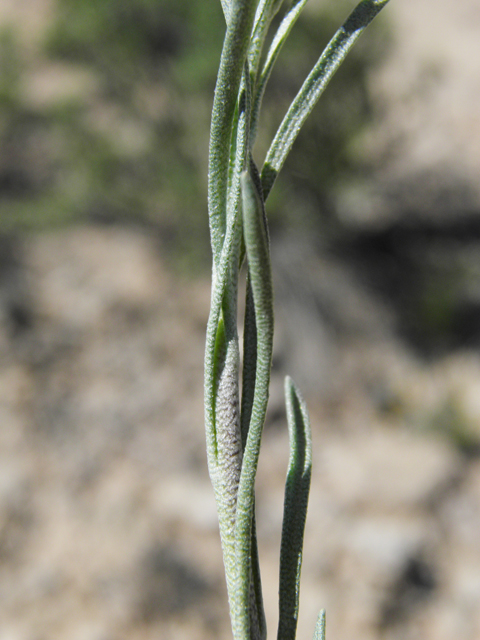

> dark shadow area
[379,554,437,629]
[0,234,34,337]
[335,207,480,356]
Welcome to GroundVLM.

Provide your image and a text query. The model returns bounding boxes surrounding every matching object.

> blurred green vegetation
[0,0,388,270]
[427,395,480,456]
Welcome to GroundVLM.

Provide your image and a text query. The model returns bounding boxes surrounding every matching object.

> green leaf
[226,62,252,250]
[204,206,243,472]
[277,376,312,640]
[205,59,254,481]
[313,609,326,640]
[208,0,259,267]
[220,0,231,24]
[261,0,390,199]
[249,0,284,85]
[241,278,267,640]
[250,0,309,144]
[250,510,267,640]
[234,167,273,640]
[210,313,242,611]
[240,277,257,449]
[203,193,244,626]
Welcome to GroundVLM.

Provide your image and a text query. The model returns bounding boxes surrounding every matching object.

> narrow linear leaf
[234,168,273,640]
[204,188,247,630]
[207,22,258,637]
[261,0,390,199]
[249,0,285,86]
[241,280,267,640]
[204,209,243,469]
[204,217,246,639]
[313,609,326,640]
[208,0,258,266]
[250,510,267,640]
[220,0,231,25]
[205,59,252,466]
[226,61,253,239]
[277,376,312,640]
[227,99,241,198]
[211,314,243,615]
[240,175,268,640]
[240,276,257,449]
[251,0,308,143]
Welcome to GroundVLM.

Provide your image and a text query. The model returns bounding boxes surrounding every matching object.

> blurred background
[1,0,480,638]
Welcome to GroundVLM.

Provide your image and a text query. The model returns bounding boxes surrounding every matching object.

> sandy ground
[1,225,480,640]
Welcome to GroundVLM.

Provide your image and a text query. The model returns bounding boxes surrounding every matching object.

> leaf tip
[313,608,326,640]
